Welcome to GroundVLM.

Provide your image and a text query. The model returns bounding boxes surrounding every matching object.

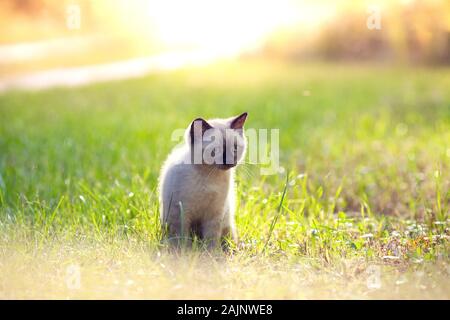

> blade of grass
[262,171,289,253]
[179,201,186,246]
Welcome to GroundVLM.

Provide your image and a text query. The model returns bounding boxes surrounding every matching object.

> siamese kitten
[159,112,248,249]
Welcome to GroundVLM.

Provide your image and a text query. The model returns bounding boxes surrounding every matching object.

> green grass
[0,61,449,298]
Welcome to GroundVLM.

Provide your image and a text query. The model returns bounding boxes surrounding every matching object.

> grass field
[0,61,449,299]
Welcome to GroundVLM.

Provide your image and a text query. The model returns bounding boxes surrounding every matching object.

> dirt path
[0,37,238,92]
[2,51,233,92]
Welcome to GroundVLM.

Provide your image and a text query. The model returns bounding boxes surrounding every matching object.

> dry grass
[1,241,448,299]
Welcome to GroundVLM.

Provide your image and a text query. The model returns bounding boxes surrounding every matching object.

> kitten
[158,112,248,249]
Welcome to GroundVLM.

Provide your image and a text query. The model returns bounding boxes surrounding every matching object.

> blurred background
[1,0,449,90]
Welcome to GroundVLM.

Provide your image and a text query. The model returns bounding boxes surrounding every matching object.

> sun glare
[98,0,300,56]
[147,0,297,53]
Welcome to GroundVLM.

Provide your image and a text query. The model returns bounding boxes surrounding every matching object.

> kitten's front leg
[202,218,223,249]
[167,221,192,247]
[164,205,192,247]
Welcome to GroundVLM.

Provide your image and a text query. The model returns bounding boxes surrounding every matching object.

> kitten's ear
[230,112,248,130]
[190,118,212,143]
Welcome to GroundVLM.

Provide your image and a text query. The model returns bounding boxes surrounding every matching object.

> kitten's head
[186,112,248,170]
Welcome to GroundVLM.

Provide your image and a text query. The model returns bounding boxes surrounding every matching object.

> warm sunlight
[146,0,298,53]
[90,0,302,55]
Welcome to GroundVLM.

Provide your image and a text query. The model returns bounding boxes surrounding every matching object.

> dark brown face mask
[188,112,248,167]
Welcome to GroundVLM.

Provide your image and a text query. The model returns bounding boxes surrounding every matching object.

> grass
[0,60,449,299]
